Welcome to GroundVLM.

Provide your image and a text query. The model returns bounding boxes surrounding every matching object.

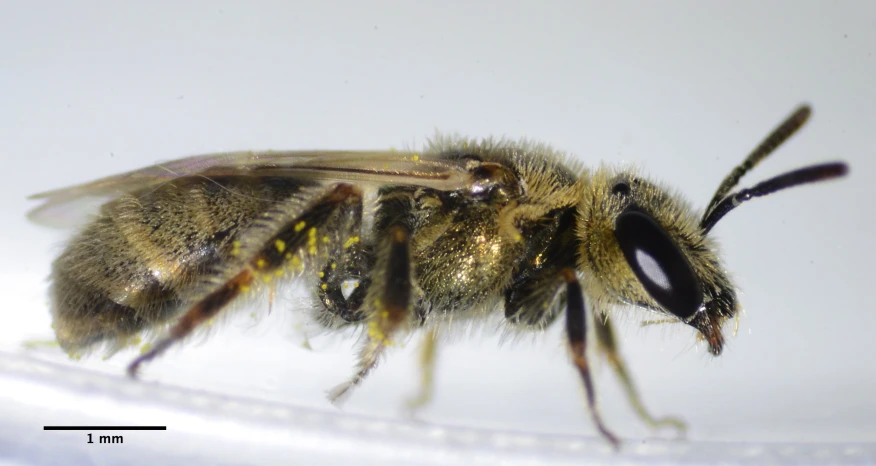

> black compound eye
[612,181,631,196]
[614,209,703,320]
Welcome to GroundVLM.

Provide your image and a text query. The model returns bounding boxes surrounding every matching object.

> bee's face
[576,166,736,354]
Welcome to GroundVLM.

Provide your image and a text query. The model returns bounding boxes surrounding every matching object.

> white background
[1,1,874,464]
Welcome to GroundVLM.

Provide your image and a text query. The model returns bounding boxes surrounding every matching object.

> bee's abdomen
[50,251,183,352]
[49,176,305,352]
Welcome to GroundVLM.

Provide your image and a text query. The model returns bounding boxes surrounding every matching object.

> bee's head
[574,105,847,355]
[576,168,735,354]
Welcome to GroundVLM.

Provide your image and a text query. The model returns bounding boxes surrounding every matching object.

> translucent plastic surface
[2,352,874,466]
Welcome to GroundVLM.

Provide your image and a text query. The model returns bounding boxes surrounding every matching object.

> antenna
[701,162,848,233]
[703,105,812,222]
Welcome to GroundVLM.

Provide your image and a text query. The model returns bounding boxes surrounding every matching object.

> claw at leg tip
[326,383,352,407]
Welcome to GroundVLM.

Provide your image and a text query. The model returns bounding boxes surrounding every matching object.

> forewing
[27,150,472,228]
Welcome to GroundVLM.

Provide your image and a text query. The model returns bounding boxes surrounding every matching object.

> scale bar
[44,426,166,431]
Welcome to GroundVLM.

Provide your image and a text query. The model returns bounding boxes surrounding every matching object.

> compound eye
[614,209,703,320]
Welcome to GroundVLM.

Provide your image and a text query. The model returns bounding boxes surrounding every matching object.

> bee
[28,105,847,447]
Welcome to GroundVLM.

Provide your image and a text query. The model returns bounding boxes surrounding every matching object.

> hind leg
[127,183,364,376]
[327,223,414,403]
[313,191,372,326]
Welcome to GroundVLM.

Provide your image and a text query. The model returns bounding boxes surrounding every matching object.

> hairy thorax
[413,206,524,311]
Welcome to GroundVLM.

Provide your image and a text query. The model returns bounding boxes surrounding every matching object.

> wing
[27,150,473,228]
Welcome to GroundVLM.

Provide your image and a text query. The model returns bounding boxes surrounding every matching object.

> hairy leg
[127,184,363,376]
[593,313,686,435]
[327,224,414,403]
[405,328,439,411]
[562,269,620,448]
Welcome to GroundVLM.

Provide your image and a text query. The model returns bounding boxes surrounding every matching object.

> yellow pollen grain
[307,227,318,254]
[343,283,349,289]
[331,262,337,269]
[366,321,394,346]
[285,252,293,260]
[274,239,286,253]
[321,283,328,290]
[354,282,359,287]
[343,236,360,248]
[274,269,285,277]
[318,271,325,278]
[256,258,266,268]
[294,221,307,232]
[322,236,330,243]
[412,154,420,161]
[231,240,241,256]
[367,322,383,341]
[262,274,273,284]
[240,285,250,292]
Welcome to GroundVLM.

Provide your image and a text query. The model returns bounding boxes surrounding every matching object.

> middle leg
[405,328,439,411]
